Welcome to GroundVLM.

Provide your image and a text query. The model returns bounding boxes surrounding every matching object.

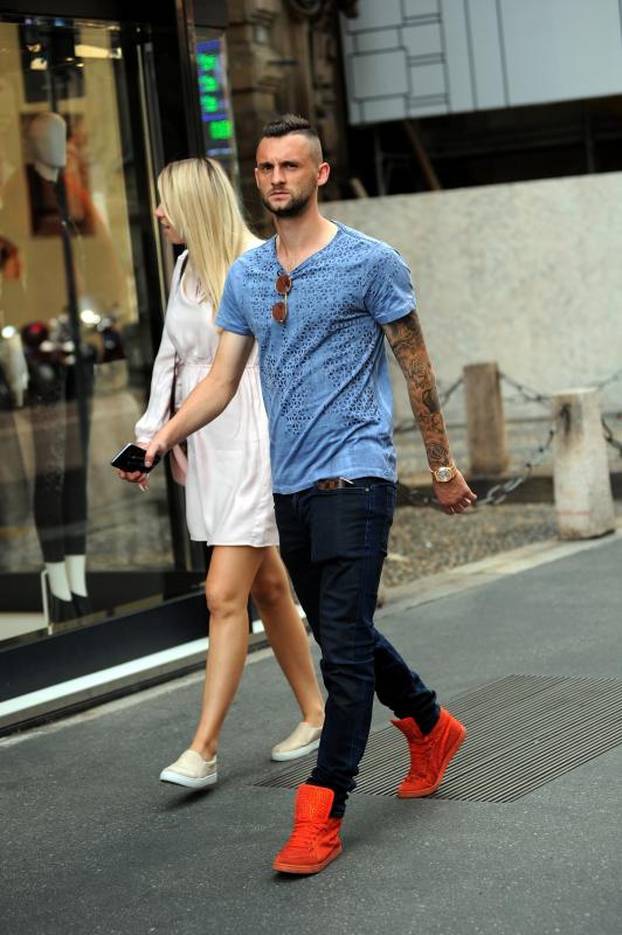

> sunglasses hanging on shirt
[272,273,292,324]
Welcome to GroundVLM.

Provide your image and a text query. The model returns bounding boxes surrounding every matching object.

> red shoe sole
[273,844,343,875]
[397,725,466,798]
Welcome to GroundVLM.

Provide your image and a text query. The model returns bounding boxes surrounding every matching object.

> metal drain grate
[255,674,622,802]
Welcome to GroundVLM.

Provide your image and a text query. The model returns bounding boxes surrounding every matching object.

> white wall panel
[341,0,622,125]
[468,0,506,109]
[440,0,475,113]
[351,49,409,100]
[500,0,622,106]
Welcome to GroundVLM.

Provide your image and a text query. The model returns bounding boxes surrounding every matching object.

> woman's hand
[117,442,150,491]
[144,430,171,472]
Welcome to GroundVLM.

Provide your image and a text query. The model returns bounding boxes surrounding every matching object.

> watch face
[437,466,453,482]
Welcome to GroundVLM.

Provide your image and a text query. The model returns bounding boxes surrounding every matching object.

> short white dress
[135,250,278,546]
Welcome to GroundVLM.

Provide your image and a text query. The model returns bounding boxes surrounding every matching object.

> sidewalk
[2,533,621,935]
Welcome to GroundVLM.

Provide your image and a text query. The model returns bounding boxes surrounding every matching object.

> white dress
[135,251,278,546]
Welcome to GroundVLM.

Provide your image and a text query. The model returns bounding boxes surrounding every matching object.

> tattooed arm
[383,310,476,513]
[383,311,450,469]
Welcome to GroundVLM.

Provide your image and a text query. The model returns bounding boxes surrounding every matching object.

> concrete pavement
[2,532,621,935]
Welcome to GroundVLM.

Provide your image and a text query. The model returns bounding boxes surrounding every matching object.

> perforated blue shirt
[215,222,416,494]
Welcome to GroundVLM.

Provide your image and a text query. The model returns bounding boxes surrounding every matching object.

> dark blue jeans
[273,478,440,817]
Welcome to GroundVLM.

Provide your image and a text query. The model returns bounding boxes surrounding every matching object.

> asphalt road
[2,534,621,935]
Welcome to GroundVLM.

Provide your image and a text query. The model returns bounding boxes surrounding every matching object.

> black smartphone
[110,443,160,473]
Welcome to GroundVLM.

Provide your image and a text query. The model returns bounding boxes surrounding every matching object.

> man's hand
[433,469,477,514]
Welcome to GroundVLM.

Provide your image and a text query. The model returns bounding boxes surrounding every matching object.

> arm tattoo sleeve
[383,311,452,468]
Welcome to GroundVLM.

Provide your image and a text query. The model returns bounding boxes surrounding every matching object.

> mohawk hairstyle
[260,114,323,160]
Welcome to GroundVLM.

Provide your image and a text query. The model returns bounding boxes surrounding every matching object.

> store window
[0,14,199,645]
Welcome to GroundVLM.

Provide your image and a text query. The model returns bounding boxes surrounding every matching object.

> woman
[118,157,324,789]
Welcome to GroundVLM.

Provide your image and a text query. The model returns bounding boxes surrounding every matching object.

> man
[145,114,477,875]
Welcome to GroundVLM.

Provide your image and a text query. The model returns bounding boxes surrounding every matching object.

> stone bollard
[552,388,615,539]
[463,362,509,476]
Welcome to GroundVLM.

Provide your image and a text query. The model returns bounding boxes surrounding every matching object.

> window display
[0,15,189,643]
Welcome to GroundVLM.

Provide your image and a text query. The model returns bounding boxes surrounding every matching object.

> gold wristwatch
[430,463,457,483]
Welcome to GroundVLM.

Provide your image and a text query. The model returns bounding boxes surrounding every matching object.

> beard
[260,187,313,218]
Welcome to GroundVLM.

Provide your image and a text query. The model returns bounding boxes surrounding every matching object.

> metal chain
[500,371,622,456]
[438,374,464,406]
[501,368,622,405]
[499,372,551,408]
[601,416,622,456]
[395,368,621,506]
[479,421,558,505]
[394,375,464,435]
[397,419,558,510]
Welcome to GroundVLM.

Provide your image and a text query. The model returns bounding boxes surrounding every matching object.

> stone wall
[322,172,622,424]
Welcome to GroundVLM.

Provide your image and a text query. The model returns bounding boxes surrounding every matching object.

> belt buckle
[315,476,354,490]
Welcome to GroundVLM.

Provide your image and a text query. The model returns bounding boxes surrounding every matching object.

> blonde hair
[157,157,252,313]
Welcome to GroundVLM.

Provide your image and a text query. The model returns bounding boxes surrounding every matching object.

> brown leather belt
[315,477,354,490]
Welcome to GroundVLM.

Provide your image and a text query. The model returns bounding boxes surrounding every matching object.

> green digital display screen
[196,38,234,155]
[209,119,233,140]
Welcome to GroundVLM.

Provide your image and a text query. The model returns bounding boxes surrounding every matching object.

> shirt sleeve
[134,322,176,444]
[364,246,416,325]
[134,252,187,443]
[215,265,253,336]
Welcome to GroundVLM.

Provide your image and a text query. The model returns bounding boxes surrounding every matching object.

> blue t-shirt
[216,222,416,494]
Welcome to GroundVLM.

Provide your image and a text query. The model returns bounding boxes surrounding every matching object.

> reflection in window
[0,17,174,641]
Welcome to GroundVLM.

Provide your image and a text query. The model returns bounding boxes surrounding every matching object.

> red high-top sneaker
[273,784,343,875]
[392,708,466,797]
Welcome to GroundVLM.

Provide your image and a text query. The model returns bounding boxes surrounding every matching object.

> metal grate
[255,674,622,802]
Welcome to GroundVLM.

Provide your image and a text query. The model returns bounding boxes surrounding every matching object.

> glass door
[0,13,201,644]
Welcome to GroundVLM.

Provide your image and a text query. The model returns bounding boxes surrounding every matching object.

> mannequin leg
[28,360,75,622]
[65,553,87,597]
[62,361,93,614]
[30,364,66,566]
[46,560,72,601]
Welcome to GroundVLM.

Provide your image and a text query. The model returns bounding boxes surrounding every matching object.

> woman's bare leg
[251,546,324,727]
[189,545,265,760]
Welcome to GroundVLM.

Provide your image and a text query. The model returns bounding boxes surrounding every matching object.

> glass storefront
[0,10,217,656]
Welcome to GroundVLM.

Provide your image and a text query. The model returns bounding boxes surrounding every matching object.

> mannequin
[0,322,28,406]
[21,112,94,624]
[29,112,66,182]
[22,324,95,622]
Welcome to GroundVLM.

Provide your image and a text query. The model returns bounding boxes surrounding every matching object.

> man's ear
[254,167,260,189]
[317,161,331,188]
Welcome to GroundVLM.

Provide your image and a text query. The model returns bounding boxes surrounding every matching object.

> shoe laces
[286,817,328,855]
[406,733,435,780]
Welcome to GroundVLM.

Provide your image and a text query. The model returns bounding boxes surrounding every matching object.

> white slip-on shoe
[271,722,323,762]
[159,749,218,789]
